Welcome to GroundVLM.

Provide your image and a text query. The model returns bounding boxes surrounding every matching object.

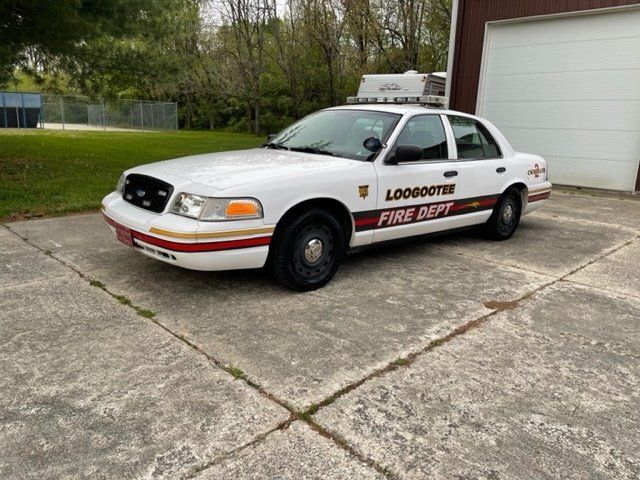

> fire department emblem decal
[358,185,369,199]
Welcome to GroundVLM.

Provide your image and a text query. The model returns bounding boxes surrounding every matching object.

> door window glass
[476,122,501,158]
[449,116,501,159]
[394,115,448,160]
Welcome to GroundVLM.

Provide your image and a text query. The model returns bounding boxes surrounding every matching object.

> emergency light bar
[349,71,448,108]
[346,95,448,108]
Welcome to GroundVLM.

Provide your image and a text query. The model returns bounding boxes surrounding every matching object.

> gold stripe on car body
[528,186,551,193]
[149,226,275,240]
[528,189,551,197]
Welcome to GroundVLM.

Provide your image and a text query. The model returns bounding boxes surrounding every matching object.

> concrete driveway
[1,190,639,479]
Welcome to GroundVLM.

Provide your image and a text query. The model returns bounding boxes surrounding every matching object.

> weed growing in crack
[135,307,156,319]
[392,358,410,367]
[298,404,320,421]
[113,294,132,306]
[245,378,260,389]
[89,279,105,289]
[227,366,247,380]
[297,410,314,422]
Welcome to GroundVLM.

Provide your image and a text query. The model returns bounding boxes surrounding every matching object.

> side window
[476,122,501,158]
[394,115,448,160]
[449,116,502,159]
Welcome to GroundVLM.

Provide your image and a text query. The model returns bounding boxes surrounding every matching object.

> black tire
[268,208,347,291]
[482,188,522,240]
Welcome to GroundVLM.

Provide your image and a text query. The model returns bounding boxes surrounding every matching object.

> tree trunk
[254,100,260,135]
[245,103,252,133]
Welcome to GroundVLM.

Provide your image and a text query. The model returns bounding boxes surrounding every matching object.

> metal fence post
[140,101,144,131]
[1,92,7,128]
[39,95,44,128]
[20,94,26,128]
[60,96,65,130]
[101,98,106,130]
[174,102,178,130]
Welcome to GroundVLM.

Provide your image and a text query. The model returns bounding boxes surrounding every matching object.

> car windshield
[269,110,401,161]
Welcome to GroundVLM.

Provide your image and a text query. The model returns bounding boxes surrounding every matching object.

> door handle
[444,170,458,177]
[496,167,506,173]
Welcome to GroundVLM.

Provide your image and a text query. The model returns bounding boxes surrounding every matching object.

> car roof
[325,103,471,117]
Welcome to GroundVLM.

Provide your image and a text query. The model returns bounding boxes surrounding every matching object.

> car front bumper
[102,192,272,271]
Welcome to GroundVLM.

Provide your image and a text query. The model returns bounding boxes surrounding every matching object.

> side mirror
[267,133,277,142]
[363,136,382,152]
[389,145,423,164]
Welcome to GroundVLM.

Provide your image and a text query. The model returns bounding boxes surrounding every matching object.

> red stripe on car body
[103,212,271,253]
[354,216,380,227]
[528,191,551,202]
[352,193,500,232]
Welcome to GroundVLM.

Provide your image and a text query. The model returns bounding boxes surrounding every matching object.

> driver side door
[371,114,461,243]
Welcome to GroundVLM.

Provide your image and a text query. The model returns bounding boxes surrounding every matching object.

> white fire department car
[102,73,551,290]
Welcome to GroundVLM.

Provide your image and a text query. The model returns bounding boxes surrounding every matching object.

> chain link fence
[40,94,178,131]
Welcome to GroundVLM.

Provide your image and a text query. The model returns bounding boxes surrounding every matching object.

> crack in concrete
[430,230,639,280]
[562,278,640,301]
[532,211,640,233]
[2,223,396,479]
[0,275,74,292]
[430,244,555,277]
[294,232,640,470]
[3,221,637,480]
[182,415,296,479]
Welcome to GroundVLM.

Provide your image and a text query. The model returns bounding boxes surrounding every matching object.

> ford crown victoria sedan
[102,102,551,290]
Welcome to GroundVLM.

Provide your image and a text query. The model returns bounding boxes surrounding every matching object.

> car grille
[123,174,174,213]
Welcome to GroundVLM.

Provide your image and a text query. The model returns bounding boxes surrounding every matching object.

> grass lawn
[0,129,263,222]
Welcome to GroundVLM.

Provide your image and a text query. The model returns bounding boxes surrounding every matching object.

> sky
[201,0,290,26]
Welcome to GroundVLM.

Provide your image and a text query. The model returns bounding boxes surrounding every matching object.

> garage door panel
[499,128,640,163]
[486,37,640,76]
[483,70,640,103]
[482,100,640,132]
[478,8,640,191]
[489,9,640,47]
[543,155,637,191]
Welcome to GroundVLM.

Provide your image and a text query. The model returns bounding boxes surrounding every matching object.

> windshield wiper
[263,142,289,150]
[289,146,335,156]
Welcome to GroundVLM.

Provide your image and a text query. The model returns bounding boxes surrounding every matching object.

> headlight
[170,193,208,218]
[171,194,263,221]
[200,198,263,221]
[116,174,126,194]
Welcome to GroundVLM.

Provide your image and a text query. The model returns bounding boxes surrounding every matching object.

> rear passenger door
[445,115,507,225]
[371,114,461,243]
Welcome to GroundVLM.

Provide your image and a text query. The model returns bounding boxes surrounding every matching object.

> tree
[0,0,169,86]
[217,0,276,134]
[298,0,346,106]
[4,0,453,132]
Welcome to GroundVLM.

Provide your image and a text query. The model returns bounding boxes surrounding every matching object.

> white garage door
[477,7,640,191]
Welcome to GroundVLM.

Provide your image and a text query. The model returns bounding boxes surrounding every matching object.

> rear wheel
[268,208,346,291]
[482,188,522,240]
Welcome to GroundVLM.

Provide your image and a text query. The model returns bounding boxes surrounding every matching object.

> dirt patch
[484,300,519,311]
[1,207,101,223]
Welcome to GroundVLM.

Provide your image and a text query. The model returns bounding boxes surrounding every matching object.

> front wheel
[268,208,346,291]
[482,188,522,240]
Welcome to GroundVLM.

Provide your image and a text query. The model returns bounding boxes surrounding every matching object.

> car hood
[132,148,361,191]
